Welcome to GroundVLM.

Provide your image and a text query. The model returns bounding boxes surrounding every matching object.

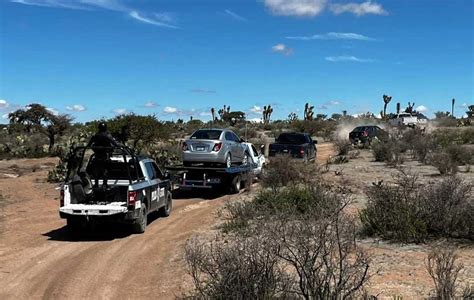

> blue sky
[0,0,473,123]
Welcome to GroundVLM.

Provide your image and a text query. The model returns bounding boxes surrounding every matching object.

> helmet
[98,122,107,132]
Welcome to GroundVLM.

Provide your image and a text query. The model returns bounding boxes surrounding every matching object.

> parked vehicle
[243,142,266,177]
[388,113,428,129]
[269,132,317,162]
[349,125,388,145]
[168,142,265,194]
[59,145,172,234]
[182,129,248,167]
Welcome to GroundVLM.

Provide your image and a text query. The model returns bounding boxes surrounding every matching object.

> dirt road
[0,144,335,299]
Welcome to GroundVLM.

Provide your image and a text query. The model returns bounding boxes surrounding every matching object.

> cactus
[304,102,315,121]
[211,107,216,122]
[451,98,455,118]
[396,102,401,115]
[382,94,392,118]
[405,102,415,114]
[287,112,298,122]
[262,105,273,124]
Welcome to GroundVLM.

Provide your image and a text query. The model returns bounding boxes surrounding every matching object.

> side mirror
[240,138,245,143]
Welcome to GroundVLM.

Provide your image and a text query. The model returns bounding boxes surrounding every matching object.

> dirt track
[0,144,335,299]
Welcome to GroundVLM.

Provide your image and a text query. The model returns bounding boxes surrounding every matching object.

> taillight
[128,191,138,205]
[300,148,305,155]
[60,189,64,207]
[182,142,189,151]
[212,142,222,152]
[362,131,368,137]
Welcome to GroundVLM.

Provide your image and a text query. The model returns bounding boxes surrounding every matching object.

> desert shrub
[444,145,473,166]
[459,127,474,144]
[189,206,370,300]
[360,172,427,242]
[274,213,370,299]
[0,132,49,159]
[402,129,436,163]
[426,247,463,299]
[429,152,458,175]
[184,235,291,299]
[360,172,473,242]
[371,138,405,166]
[261,155,319,190]
[334,138,351,156]
[421,176,473,239]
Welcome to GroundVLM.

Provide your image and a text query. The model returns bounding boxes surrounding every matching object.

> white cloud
[46,107,59,116]
[416,105,428,113]
[264,0,327,17]
[327,100,341,105]
[144,101,158,108]
[113,108,127,114]
[330,1,388,16]
[163,106,178,114]
[66,104,86,112]
[190,88,216,94]
[129,11,178,29]
[0,99,9,109]
[272,43,293,55]
[325,55,374,63]
[11,1,178,29]
[199,111,212,117]
[249,105,262,114]
[224,9,248,22]
[286,32,374,41]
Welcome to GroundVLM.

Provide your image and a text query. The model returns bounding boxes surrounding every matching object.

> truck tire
[225,153,232,168]
[67,217,85,234]
[133,204,147,234]
[158,193,172,217]
[229,175,241,194]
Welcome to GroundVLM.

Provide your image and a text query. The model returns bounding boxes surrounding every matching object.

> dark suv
[349,125,388,145]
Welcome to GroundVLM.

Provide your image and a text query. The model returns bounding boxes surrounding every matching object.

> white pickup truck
[59,146,172,234]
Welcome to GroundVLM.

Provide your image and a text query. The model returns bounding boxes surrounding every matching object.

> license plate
[283,149,289,153]
[196,146,205,151]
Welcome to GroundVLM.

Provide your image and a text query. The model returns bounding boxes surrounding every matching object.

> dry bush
[421,176,473,239]
[261,155,319,191]
[429,152,459,175]
[360,172,473,242]
[426,247,463,299]
[333,138,352,156]
[184,235,291,299]
[402,129,436,163]
[371,138,405,167]
[187,207,371,300]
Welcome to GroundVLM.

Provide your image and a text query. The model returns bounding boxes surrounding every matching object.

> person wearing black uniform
[87,122,119,189]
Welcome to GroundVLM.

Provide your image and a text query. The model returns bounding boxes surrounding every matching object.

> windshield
[190,130,222,140]
[276,133,308,144]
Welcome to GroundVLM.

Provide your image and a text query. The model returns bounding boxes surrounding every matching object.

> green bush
[371,138,405,166]
[360,172,472,242]
[429,152,458,175]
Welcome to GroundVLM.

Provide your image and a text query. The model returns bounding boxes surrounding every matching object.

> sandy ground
[1,143,472,299]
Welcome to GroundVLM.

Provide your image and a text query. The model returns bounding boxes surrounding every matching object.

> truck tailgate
[60,202,127,216]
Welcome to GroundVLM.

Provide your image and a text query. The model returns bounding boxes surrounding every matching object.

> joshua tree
[382,94,392,118]
[218,105,229,120]
[342,110,347,118]
[287,112,298,122]
[467,105,474,119]
[451,98,455,118]
[405,102,415,114]
[396,102,401,115]
[211,107,215,122]
[262,105,273,124]
[304,102,315,120]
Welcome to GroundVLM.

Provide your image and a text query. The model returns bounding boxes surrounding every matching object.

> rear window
[86,159,144,180]
[353,126,371,132]
[190,130,222,140]
[276,133,308,144]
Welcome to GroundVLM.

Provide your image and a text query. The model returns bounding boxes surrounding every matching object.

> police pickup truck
[59,145,172,234]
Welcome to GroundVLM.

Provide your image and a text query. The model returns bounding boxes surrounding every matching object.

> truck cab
[59,145,172,234]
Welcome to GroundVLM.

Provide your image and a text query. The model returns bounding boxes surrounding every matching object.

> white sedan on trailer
[242,142,266,177]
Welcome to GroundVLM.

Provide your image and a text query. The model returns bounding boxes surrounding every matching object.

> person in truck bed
[87,122,120,189]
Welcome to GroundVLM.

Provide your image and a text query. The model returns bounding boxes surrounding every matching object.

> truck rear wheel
[158,193,172,217]
[229,175,241,194]
[133,204,147,234]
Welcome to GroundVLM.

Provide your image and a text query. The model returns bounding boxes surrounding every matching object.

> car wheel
[158,193,172,217]
[229,175,241,194]
[303,152,308,163]
[225,153,232,168]
[133,204,147,234]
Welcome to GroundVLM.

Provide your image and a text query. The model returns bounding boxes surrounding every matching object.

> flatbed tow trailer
[165,163,256,194]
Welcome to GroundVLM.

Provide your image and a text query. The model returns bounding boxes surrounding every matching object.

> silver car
[182,129,247,167]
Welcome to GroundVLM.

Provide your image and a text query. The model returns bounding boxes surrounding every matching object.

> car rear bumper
[183,151,226,163]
